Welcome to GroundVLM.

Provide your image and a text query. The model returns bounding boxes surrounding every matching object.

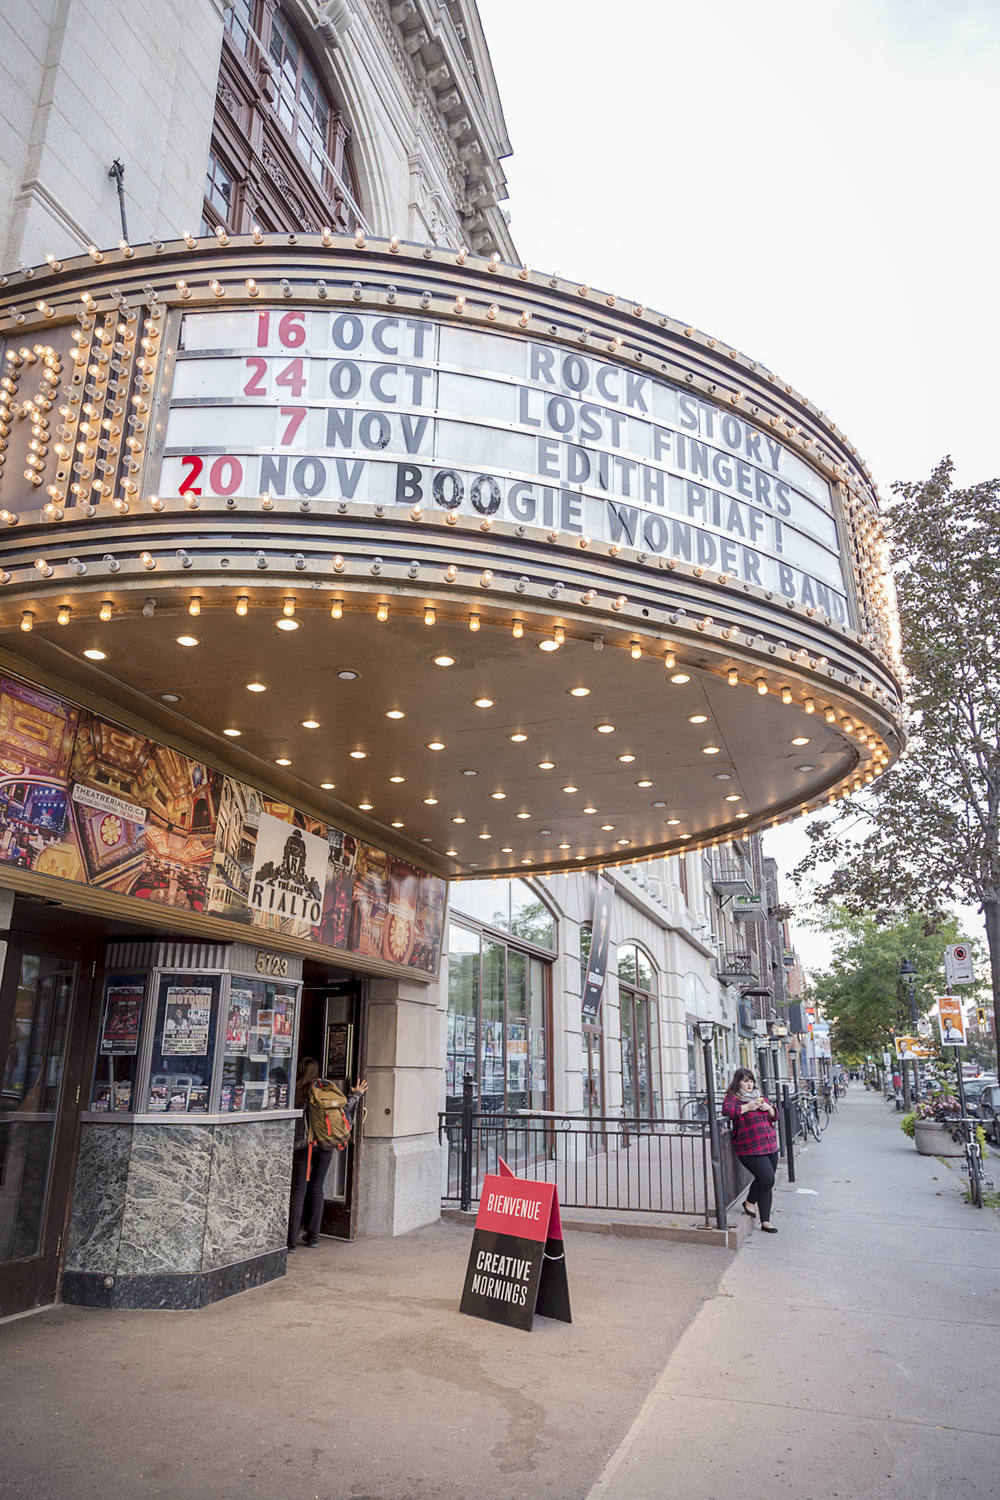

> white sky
[476,0,1000,973]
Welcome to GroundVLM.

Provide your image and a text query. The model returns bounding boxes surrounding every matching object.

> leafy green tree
[808,907,964,1065]
[794,460,1000,1012]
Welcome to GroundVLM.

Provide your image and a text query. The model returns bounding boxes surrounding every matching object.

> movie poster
[99,985,144,1055]
[411,870,447,973]
[272,996,294,1056]
[249,812,327,938]
[161,987,212,1055]
[349,842,391,958]
[320,826,357,948]
[382,859,420,966]
[225,988,252,1055]
[0,676,80,878]
[206,777,262,921]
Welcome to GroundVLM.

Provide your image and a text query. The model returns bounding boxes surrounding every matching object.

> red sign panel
[475,1175,555,1243]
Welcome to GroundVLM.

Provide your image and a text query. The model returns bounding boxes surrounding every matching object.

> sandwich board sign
[944,944,975,986]
[459,1159,571,1331]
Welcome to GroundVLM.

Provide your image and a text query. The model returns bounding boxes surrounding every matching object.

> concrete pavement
[586,1088,1000,1500]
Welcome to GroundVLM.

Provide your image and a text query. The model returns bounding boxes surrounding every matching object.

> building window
[269,11,330,186]
[204,149,233,226]
[450,877,556,951]
[618,943,661,1119]
[446,922,549,1114]
[226,0,253,57]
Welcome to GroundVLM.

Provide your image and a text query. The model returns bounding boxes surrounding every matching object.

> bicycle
[965,1127,984,1210]
[799,1094,823,1142]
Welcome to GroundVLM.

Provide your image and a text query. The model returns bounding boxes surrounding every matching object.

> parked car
[961,1078,990,1117]
[974,1083,1000,1144]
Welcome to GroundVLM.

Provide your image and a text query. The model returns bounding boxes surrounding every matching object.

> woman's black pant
[738,1151,779,1223]
[288,1146,333,1245]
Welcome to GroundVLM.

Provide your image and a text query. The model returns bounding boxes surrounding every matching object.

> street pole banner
[935,995,967,1046]
[944,944,975,986]
[459,1159,571,1332]
[581,875,615,1021]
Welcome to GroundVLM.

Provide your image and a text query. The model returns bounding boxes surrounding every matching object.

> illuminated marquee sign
[160,310,851,621]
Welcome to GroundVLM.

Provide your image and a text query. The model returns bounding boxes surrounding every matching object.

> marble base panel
[61,1248,287,1310]
[356,1133,442,1237]
[65,1119,295,1300]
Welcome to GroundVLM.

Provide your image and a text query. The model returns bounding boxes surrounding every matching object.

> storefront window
[146,973,223,1114]
[451,878,556,951]
[618,944,662,1119]
[446,922,548,1114]
[219,978,295,1112]
[90,973,147,1112]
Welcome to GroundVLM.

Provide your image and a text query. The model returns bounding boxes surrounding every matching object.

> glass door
[0,937,95,1317]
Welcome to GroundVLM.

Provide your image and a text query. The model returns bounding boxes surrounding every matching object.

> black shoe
[286,1242,296,1252]
[760,1224,778,1234]
[742,1205,757,1219]
[304,1235,319,1248]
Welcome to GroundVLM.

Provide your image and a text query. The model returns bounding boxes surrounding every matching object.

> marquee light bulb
[781,687,793,705]
[283,597,295,618]
[330,600,343,619]
[727,669,739,686]
[468,613,480,631]
[824,707,836,723]
[99,601,113,621]
[512,619,523,638]
[20,611,33,632]
[236,595,248,616]
[188,596,201,617]
[804,699,815,714]
[756,678,768,695]
[376,602,389,621]
[57,606,71,625]
[630,642,642,660]
[424,606,436,625]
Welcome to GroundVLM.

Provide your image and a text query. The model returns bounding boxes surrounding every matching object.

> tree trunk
[983,898,1000,1022]
[901,1058,911,1110]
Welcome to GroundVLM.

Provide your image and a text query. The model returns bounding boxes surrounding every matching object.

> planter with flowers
[907,1092,965,1156]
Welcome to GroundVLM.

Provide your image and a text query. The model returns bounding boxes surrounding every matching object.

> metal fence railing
[439,1087,753,1229]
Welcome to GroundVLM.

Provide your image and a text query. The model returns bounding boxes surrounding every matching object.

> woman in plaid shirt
[722,1068,779,1233]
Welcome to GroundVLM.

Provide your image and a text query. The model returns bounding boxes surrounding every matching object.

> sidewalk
[2,1091,996,1500]
[586,1089,1000,1500]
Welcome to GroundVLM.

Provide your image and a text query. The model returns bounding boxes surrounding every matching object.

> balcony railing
[711,856,754,897]
[717,949,759,982]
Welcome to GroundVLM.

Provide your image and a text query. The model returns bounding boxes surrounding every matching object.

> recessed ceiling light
[538,640,560,652]
[446,849,458,857]
[688,714,708,724]
[424,797,438,805]
[461,768,478,776]
[302,719,320,729]
[160,693,181,702]
[275,757,291,766]
[223,728,241,737]
[714,772,733,780]
[391,821,404,828]
[636,779,652,788]
[350,750,367,759]
[427,741,445,751]
[474,697,494,708]
[596,723,615,733]
[478,833,491,840]
[583,806,598,814]
[246,682,267,692]
[575,854,586,861]
[509,732,529,743]
[386,710,405,720]
[452,816,466,824]
[601,823,615,831]
[83,648,107,661]
[558,842,571,850]
[652,801,667,808]
[422,838,433,843]
[618,754,636,763]
[679,833,692,840]
[502,846,514,853]
[337,670,358,680]
[320,782,335,789]
[491,791,506,800]
[520,857,533,864]
[433,655,455,667]
[359,801,373,810]
[538,829,553,835]
[517,812,530,819]
[537,760,555,770]
[795,764,816,772]
[736,811,749,819]
[725,793,742,801]
[667,818,681,825]
[670,673,691,684]
[701,746,721,755]
[616,838,631,845]
[568,687,590,697]
[389,776,405,783]
[790,736,811,746]
[275,618,299,631]
[562,785,578,793]
[175,635,199,647]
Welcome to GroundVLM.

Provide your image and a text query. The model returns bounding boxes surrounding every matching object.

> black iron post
[108,158,128,241]
[460,1070,474,1213]
[782,1082,796,1182]
[700,1029,727,1232]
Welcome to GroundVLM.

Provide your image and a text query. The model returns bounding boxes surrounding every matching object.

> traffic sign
[944,944,975,986]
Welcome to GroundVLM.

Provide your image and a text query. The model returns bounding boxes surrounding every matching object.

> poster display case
[84,942,302,1120]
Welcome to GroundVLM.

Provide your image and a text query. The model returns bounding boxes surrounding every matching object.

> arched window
[208,1,365,237]
[617,944,662,1119]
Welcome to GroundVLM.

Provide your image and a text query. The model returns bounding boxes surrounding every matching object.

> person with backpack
[287,1056,367,1250]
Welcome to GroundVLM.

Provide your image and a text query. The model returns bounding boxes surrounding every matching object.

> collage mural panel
[0,675,445,973]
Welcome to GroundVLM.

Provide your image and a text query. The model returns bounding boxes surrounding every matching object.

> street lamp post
[900,957,919,1109]
[697,1021,728,1232]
